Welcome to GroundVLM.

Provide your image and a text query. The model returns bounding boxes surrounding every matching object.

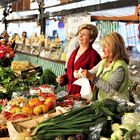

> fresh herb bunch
[39,69,58,87]
[0,67,15,86]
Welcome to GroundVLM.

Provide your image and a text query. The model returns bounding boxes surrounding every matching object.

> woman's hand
[81,69,94,81]
[56,76,64,84]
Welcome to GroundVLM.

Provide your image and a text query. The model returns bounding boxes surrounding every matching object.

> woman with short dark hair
[56,24,101,95]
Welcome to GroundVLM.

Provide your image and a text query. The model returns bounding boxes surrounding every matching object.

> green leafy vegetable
[39,69,58,87]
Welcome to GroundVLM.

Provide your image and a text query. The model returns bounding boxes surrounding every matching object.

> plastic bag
[73,78,93,101]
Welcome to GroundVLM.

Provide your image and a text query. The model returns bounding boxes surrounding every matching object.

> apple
[44,97,55,110]
[11,106,21,114]
[33,105,43,115]
[21,106,33,115]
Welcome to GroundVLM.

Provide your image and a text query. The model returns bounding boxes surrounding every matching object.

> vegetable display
[39,69,58,87]
[0,67,58,100]
[31,99,133,140]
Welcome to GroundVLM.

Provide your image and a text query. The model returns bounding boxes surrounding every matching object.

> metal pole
[4,17,7,30]
[38,1,46,35]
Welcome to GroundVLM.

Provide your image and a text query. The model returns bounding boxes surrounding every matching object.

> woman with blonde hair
[81,32,130,101]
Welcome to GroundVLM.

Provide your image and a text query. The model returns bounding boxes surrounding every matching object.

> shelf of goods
[14,52,65,77]
[14,52,66,92]
[15,43,140,82]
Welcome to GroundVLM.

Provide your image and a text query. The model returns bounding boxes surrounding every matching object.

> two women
[57,24,129,101]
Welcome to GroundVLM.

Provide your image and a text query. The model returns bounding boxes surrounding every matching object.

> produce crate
[7,106,69,140]
[21,66,43,78]
[7,113,55,139]
[11,61,36,76]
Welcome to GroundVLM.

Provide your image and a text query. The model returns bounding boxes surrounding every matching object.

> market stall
[0,35,139,140]
[14,52,65,77]
[0,0,140,139]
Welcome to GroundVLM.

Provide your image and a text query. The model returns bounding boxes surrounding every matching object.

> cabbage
[111,123,120,132]
[122,113,140,125]
[111,129,123,140]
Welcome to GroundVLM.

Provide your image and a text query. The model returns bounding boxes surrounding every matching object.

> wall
[7,21,40,37]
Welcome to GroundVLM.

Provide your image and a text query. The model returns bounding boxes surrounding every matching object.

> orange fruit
[11,107,21,114]
[21,106,33,115]
[33,105,43,115]
[40,104,49,114]
[28,98,42,107]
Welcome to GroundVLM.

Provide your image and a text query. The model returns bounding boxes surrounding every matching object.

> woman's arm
[92,66,125,93]
[88,62,99,74]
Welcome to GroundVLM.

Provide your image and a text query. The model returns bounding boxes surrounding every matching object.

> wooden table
[0,137,10,140]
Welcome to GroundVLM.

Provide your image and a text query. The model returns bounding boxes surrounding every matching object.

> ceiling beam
[44,0,138,17]
[91,15,140,23]
[44,0,85,9]
[91,5,140,22]
[5,14,38,23]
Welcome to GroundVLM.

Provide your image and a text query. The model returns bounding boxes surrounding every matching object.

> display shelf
[14,52,65,76]
[15,43,65,62]
[14,52,66,92]
[39,47,51,58]
[15,43,41,56]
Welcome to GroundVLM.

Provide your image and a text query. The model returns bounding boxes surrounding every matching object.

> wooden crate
[7,106,69,139]
[7,112,55,140]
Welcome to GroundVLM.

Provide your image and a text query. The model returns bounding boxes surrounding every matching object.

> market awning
[91,6,140,22]
[43,0,139,23]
